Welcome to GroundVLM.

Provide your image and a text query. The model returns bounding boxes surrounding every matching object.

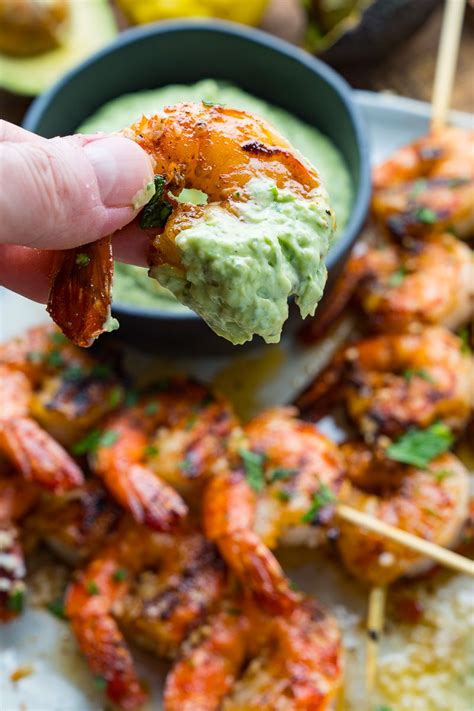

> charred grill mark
[241,140,287,158]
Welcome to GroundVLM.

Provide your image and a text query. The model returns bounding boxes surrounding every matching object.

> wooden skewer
[366,586,386,694]
[336,504,474,577]
[431,0,466,131]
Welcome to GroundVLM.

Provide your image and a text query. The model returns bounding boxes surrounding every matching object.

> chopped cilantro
[108,386,123,408]
[90,364,113,379]
[49,332,68,345]
[26,351,43,363]
[388,266,408,287]
[7,588,25,613]
[124,389,139,407]
[202,100,222,107]
[94,675,107,691]
[144,444,158,458]
[433,468,453,482]
[402,368,433,383]
[240,449,266,492]
[409,178,427,199]
[185,413,197,430]
[276,489,292,502]
[47,597,66,620]
[269,468,298,482]
[140,175,172,229]
[75,252,91,268]
[457,326,471,355]
[374,706,392,711]
[72,429,119,456]
[63,366,85,382]
[386,423,454,468]
[415,206,437,224]
[112,568,127,582]
[144,401,160,415]
[86,581,99,595]
[301,485,336,524]
[47,350,65,368]
[180,457,193,474]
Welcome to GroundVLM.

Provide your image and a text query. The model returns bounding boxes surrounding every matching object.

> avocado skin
[320,0,439,67]
[0,0,117,96]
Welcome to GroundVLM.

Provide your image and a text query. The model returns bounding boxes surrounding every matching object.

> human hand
[0,120,154,302]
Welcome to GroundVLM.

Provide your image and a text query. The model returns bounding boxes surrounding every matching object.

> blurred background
[1,0,473,125]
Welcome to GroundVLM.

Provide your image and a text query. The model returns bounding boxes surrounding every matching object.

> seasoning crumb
[10,665,34,683]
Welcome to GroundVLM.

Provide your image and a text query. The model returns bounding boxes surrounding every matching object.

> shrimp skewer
[48,102,335,346]
[65,521,227,709]
[372,126,474,239]
[297,327,473,442]
[93,379,241,530]
[337,444,470,586]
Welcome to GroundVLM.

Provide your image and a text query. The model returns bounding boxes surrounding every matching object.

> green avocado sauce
[80,79,353,341]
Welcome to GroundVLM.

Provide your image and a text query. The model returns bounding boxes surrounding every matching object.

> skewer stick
[336,504,474,576]
[431,0,466,131]
[366,586,386,693]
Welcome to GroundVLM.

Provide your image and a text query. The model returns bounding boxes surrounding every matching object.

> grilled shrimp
[0,325,122,492]
[302,231,473,341]
[372,126,474,239]
[48,102,334,346]
[65,521,226,709]
[0,466,37,621]
[203,407,344,613]
[93,378,241,530]
[350,232,473,332]
[337,443,470,585]
[164,595,342,711]
[297,327,473,442]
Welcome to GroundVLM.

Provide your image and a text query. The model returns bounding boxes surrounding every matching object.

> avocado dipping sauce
[80,80,353,339]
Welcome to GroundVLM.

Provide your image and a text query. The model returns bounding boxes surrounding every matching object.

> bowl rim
[24,18,371,323]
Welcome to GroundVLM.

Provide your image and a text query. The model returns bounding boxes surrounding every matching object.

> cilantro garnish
[386,423,454,468]
[457,326,471,355]
[415,206,437,224]
[144,401,160,415]
[108,386,123,408]
[301,484,336,524]
[388,266,408,287]
[63,366,85,382]
[269,468,298,482]
[144,444,158,458]
[402,368,433,383]
[140,175,172,229]
[47,350,65,368]
[112,569,127,582]
[7,587,25,613]
[94,675,107,690]
[86,581,99,595]
[75,252,91,268]
[47,597,67,620]
[72,429,119,456]
[240,449,266,492]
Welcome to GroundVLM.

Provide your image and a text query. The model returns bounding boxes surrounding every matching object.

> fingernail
[85,136,154,209]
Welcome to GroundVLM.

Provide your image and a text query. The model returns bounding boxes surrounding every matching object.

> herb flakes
[386,423,454,468]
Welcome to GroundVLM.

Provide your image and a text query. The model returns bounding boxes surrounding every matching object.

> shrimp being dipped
[93,378,241,530]
[203,407,344,613]
[372,126,474,239]
[65,521,226,710]
[297,327,473,442]
[0,325,122,492]
[337,443,470,585]
[49,102,335,346]
[164,594,342,711]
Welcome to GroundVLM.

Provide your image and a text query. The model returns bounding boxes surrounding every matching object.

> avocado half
[0,0,117,96]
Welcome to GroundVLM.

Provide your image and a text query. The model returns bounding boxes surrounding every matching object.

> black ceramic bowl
[24,20,370,355]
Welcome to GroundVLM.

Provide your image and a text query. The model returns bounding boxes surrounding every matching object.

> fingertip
[0,245,56,303]
[112,220,153,267]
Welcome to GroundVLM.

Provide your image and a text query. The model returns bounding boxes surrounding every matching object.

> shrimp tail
[105,463,188,531]
[0,418,84,493]
[294,349,347,419]
[219,532,299,616]
[47,237,114,348]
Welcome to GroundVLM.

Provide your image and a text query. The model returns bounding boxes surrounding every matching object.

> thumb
[0,121,154,250]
